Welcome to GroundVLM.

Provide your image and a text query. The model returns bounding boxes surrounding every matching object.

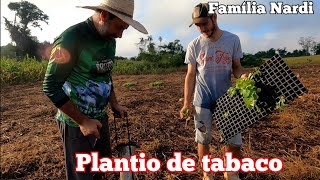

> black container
[212,54,308,143]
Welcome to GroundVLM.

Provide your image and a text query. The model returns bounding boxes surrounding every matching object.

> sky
[1,0,320,58]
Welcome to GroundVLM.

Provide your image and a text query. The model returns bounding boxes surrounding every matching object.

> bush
[1,56,48,85]
[241,54,263,67]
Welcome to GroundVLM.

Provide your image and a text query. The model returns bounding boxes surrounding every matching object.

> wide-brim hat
[78,0,148,34]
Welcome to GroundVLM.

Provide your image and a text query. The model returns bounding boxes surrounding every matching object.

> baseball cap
[189,3,212,27]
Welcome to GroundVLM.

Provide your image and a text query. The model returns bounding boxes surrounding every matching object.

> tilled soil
[1,64,320,180]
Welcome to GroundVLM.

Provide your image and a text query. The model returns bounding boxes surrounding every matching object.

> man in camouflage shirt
[43,0,147,179]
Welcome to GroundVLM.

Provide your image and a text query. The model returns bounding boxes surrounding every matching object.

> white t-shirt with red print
[185,31,243,109]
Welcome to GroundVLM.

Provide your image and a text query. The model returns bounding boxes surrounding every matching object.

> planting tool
[113,113,137,180]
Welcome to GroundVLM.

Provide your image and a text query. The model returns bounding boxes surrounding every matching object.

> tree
[298,36,316,55]
[1,43,19,58]
[136,36,156,54]
[3,1,49,58]
[136,37,147,53]
[241,53,263,67]
[313,43,320,55]
[158,36,163,51]
[158,36,163,46]
[160,39,184,54]
[254,48,276,58]
[146,35,156,54]
[276,47,287,57]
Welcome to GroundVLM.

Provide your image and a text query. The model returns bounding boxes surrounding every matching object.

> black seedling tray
[212,54,308,143]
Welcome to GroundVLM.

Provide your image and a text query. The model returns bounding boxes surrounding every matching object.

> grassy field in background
[1,55,320,85]
[1,57,48,85]
[263,55,320,65]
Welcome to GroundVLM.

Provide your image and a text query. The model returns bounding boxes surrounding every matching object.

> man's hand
[79,119,102,139]
[240,73,248,78]
[111,104,127,118]
[180,105,192,119]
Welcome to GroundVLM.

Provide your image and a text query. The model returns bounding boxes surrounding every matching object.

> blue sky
[1,0,320,57]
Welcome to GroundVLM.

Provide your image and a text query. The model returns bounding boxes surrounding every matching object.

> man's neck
[207,28,223,42]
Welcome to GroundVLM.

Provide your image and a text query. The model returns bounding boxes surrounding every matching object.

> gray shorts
[194,106,242,146]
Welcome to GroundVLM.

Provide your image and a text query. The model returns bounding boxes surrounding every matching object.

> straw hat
[78,0,148,34]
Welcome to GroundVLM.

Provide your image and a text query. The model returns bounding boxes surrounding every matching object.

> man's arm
[180,64,196,118]
[232,59,246,78]
[59,101,102,138]
[43,41,102,138]
[108,87,127,118]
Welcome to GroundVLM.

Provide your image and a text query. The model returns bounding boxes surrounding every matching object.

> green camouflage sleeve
[43,35,76,107]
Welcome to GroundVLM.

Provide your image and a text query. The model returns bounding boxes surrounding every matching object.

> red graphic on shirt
[215,50,232,64]
[198,53,205,66]
[197,48,231,66]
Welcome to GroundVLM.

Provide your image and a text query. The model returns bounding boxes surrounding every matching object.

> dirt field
[1,64,320,180]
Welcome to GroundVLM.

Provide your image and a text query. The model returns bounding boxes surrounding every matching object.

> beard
[98,21,115,40]
[207,22,216,38]
[202,22,216,38]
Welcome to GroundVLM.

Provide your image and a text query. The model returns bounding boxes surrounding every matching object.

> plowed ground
[1,64,319,179]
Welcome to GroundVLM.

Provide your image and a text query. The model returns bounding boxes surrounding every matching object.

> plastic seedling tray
[212,54,308,143]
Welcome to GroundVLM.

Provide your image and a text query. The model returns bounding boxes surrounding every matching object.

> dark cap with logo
[189,3,212,27]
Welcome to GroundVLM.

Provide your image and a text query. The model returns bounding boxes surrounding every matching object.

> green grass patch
[113,60,185,75]
[283,55,320,65]
[1,57,48,85]
[263,55,320,65]
[1,57,185,85]
[3,54,318,85]
[149,81,164,87]
[122,82,137,87]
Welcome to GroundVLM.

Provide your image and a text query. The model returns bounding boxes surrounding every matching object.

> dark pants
[57,119,112,180]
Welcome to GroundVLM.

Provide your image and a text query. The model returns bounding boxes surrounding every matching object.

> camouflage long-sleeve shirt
[43,17,115,127]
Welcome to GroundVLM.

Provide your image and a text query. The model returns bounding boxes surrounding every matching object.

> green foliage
[136,52,160,62]
[223,111,230,118]
[135,52,185,67]
[241,54,263,67]
[283,55,320,65]
[314,43,320,55]
[1,56,48,84]
[149,81,164,87]
[183,109,189,119]
[122,82,137,87]
[134,36,186,70]
[285,49,309,57]
[7,1,49,29]
[4,1,49,59]
[1,44,19,58]
[254,48,276,58]
[113,56,185,75]
[228,70,261,112]
[228,70,290,112]
[276,96,287,110]
[159,39,184,54]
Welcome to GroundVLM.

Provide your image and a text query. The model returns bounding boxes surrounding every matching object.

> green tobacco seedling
[183,109,189,119]
[276,96,287,110]
[149,81,164,87]
[228,70,261,111]
[122,82,137,87]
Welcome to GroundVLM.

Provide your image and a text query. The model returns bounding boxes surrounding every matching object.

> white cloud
[1,0,320,57]
[116,27,144,57]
